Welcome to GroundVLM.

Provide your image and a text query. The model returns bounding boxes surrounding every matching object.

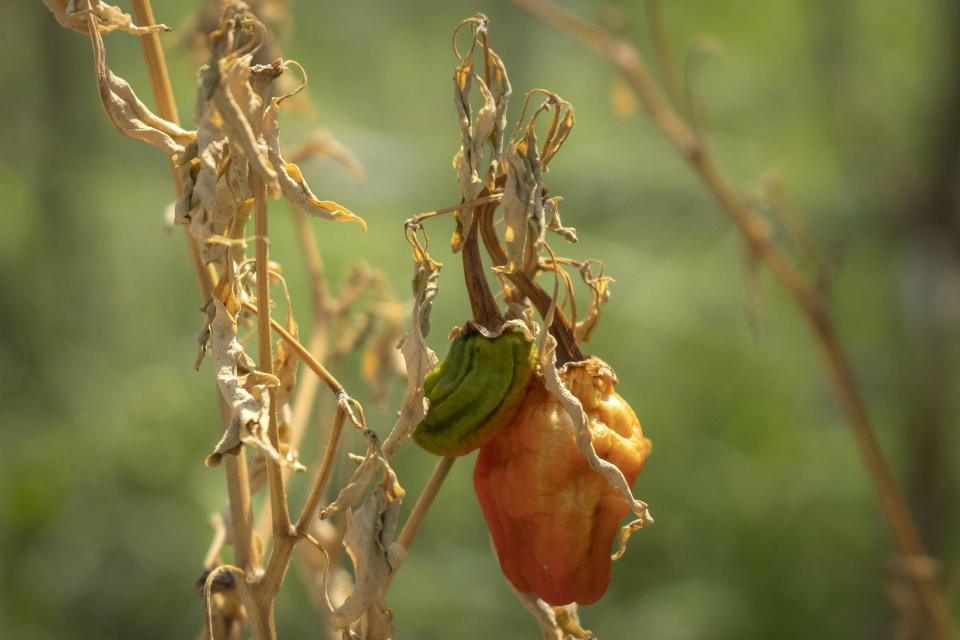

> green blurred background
[2,0,959,638]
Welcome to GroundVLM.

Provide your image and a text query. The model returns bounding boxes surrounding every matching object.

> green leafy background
[2,1,959,638]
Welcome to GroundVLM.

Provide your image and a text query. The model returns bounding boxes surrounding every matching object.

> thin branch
[408,192,503,226]
[396,456,456,550]
[296,403,348,532]
[512,1,960,638]
[241,300,347,397]
[644,0,686,117]
[383,455,457,593]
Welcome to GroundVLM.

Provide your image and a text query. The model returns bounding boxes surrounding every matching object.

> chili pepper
[473,357,650,605]
[413,325,537,456]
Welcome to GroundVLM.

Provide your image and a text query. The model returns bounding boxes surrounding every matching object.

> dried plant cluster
[41,0,960,639]
[43,1,657,639]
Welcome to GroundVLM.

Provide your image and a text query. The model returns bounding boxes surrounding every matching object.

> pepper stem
[462,208,505,332]
[474,196,583,364]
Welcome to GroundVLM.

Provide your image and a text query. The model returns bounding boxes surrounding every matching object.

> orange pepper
[473,358,651,605]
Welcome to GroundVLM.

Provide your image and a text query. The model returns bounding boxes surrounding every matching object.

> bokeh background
[2,1,959,638]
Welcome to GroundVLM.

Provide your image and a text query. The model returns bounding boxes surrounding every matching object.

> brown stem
[251,179,295,622]
[396,457,456,551]
[511,1,960,637]
[241,300,347,397]
[253,177,292,536]
[383,455,457,593]
[462,212,504,332]
[475,201,583,363]
[296,404,348,532]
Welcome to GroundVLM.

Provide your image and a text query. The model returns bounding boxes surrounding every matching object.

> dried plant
[43,1,658,638]
[404,15,653,636]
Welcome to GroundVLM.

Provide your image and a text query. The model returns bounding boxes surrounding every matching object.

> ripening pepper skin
[473,358,651,606]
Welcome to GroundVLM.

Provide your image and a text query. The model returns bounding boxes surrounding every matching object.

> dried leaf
[573,260,612,344]
[539,102,574,169]
[213,50,278,187]
[484,48,512,182]
[205,297,297,469]
[329,469,406,637]
[544,196,577,244]
[501,119,543,275]
[450,18,512,250]
[86,11,195,157]
[44,0,170,35]
[263,95,366,231]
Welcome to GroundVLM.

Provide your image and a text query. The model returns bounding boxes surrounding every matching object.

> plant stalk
[130,0,256,574]
[383,455,457,593]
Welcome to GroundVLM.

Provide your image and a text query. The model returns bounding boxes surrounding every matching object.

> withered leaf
[501,119,544,275]
[212,50,279,188]
[544,196,578,244]
[329,470,405,637]
[262,94,366,231]
[86,12,195,157]
[205,297,297,469]
[44,0,170,35]
[573,260,612,344]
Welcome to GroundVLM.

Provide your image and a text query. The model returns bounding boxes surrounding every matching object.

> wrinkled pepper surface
[413,325,537,456]
[474,357,651,605]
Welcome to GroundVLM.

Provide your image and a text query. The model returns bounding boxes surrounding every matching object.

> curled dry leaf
[329,469,406,639]
[44,0,170,35]
[205,295,298,469]
[501,117,544,275]
[544,196,578,244]
[573,260,612,344]
[82,8,195,158]
[263,94,366,231]
[513,591,595,640]
[499,93,575,276]
[450,15,512,251]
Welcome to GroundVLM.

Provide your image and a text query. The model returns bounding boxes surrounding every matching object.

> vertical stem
[130,0,216,301]
[221,396,256,570]
[253,177,292,539]
[129,0,256,572]
[252,182,296,616]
